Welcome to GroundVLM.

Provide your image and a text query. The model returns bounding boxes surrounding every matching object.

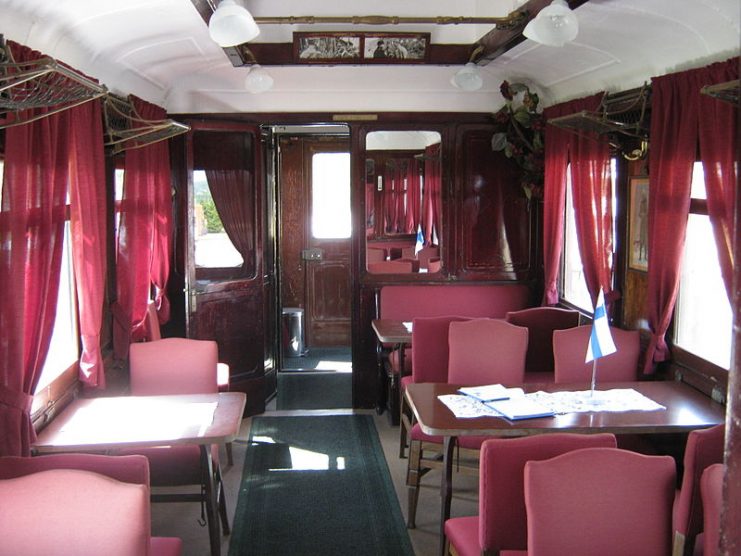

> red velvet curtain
[698,60,738,300]
[644,58,738,372]
[570,126,614,307]
[204,169,255,274]
[0,42,69,456]
[133,98,173,323]
[424,143,442,245]
[68,97,108,388]
[405,160,421,234]
[382,162,395,233]
[542,94,604,305]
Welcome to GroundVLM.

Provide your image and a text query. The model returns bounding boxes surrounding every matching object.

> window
[35,221,79,391]
[193,169,243,268]
[311,152,351,239]
[562,161,617,313]
[673,163,732,369]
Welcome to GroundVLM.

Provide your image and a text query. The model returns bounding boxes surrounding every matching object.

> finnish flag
[585,289,616,363]
[414,224,424,255]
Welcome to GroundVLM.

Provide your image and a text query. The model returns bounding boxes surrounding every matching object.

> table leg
[200,445,221,556]
[439,435,455,556]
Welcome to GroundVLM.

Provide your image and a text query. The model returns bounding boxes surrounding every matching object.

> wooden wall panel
[277,137,306,309]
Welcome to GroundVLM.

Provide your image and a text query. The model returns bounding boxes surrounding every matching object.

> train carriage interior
[0,1,739,555]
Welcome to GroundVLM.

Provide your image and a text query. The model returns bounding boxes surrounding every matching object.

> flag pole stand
[585,359,605,407]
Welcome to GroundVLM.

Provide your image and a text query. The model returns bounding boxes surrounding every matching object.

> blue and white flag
[414,224,424,255]
[585,289,616,363]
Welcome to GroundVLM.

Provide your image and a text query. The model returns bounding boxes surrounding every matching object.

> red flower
[500,80,514,101]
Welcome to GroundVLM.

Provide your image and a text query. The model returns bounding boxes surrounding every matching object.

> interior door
[304,140,352,346]
[277,135,352,349]
[184,122,272,415]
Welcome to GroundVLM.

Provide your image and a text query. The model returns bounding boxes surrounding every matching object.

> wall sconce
[523,0,578,47]
[244,64,273,93]
[451,45,485,91]
[209,0,260,47]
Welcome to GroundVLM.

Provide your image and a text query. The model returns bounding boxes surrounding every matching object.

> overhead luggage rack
[701,79,739,105]
[548,84,651,159]
[103,93,190,154]
[0,35,107,129]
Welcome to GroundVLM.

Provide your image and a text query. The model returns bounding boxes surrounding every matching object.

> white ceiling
[0,0,738,115]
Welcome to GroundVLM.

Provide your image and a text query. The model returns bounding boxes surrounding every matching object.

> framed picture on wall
[628,177,649,271]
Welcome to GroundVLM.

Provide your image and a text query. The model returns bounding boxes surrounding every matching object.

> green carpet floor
[276,371,352,410]
[228,415,414,556]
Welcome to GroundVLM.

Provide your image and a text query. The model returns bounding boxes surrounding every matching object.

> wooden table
[33,392,247,556]
[404,381,726,556]
[372,319,413,424]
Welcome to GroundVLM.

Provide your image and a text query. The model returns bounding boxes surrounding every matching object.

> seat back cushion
[411,315,470,383]
[553,325,640,383]
[0,453,149,485]
[0,469,150,556]
[505,307,580,374]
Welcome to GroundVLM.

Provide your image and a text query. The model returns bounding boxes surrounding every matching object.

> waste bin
[281,307,306,357]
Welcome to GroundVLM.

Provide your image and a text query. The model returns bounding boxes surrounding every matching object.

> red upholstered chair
[399,315,470,458]
[406,319,528,528]
[127,338,231,546]
[366,246,387,263]
[427,257,442,273]
[522,447,676,556]
[504,306,580,381]
[552,324,640,383]
[444,433,617,556]
[417,245,440,270]
[144,301,233,465]
[700,463,724,556]
[0,454,182,555]
[673,424,725,556]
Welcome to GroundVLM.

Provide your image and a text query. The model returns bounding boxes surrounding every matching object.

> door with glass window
[278,135,352,348]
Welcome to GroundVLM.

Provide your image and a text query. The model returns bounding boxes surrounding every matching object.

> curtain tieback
[0,384,33,413]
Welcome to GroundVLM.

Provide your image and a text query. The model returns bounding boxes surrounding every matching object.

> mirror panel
[364,130,442,275]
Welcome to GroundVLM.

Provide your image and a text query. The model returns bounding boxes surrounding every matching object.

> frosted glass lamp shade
[245,65,273,93]
[451,63,483,91]
[523,0,578,47]
[208,0,260,47]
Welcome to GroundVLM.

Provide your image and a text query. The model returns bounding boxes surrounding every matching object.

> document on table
[485,397,555,420]
[457,384,524,403]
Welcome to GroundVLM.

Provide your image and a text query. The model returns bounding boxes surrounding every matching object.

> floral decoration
[491,80,545,200]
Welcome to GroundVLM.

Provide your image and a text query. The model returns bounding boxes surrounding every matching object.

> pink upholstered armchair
[504,306,580,381]
[552,324,640,383]
[700,463,724,556]
[0,453,182,555]
[673,424,725,556]
[444,433,617,556]
[406,318,528,528]
[522,447,676,556]
[127,338,231,554]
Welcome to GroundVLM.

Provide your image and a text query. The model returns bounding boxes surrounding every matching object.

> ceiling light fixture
[208,0,260,47]
[244,64,273,93]
[523,0,578,47]
[451,45,485,91]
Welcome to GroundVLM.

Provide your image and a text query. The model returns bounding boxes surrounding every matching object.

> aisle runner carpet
[228,415,414,556]
[276,372,352,410]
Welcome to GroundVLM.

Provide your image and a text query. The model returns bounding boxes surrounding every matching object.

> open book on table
[457,384,525,403]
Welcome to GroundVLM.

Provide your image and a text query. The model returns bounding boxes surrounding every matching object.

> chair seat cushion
[410,423,487,449]
[445,516,480,556]
[387,347,412,374]
[400,375,414,391]
[523,371,554,383]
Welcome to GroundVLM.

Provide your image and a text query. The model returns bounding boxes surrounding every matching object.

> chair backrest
[366,247,386,263]
[0,468,150,556]
[524,447,676,556]
[553,325,640,383]
[417,245,440,269]
[505,307,580,374]
[129,337,219,395]
[700,463,724,556]
[447,319,528,386]
[673,424,725,555]
[0,453,149,485]
[411,316,470,384]
[478,433,617,552]
[426,257,441,273]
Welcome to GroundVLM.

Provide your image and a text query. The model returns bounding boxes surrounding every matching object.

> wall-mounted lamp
[244,64,273,93]
[523,0,578,47]
[209,0,260,47]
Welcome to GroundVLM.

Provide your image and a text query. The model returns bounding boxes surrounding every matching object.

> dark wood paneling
[307,259,352,345]
[277,137,306,309]
[454,125,533,280]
